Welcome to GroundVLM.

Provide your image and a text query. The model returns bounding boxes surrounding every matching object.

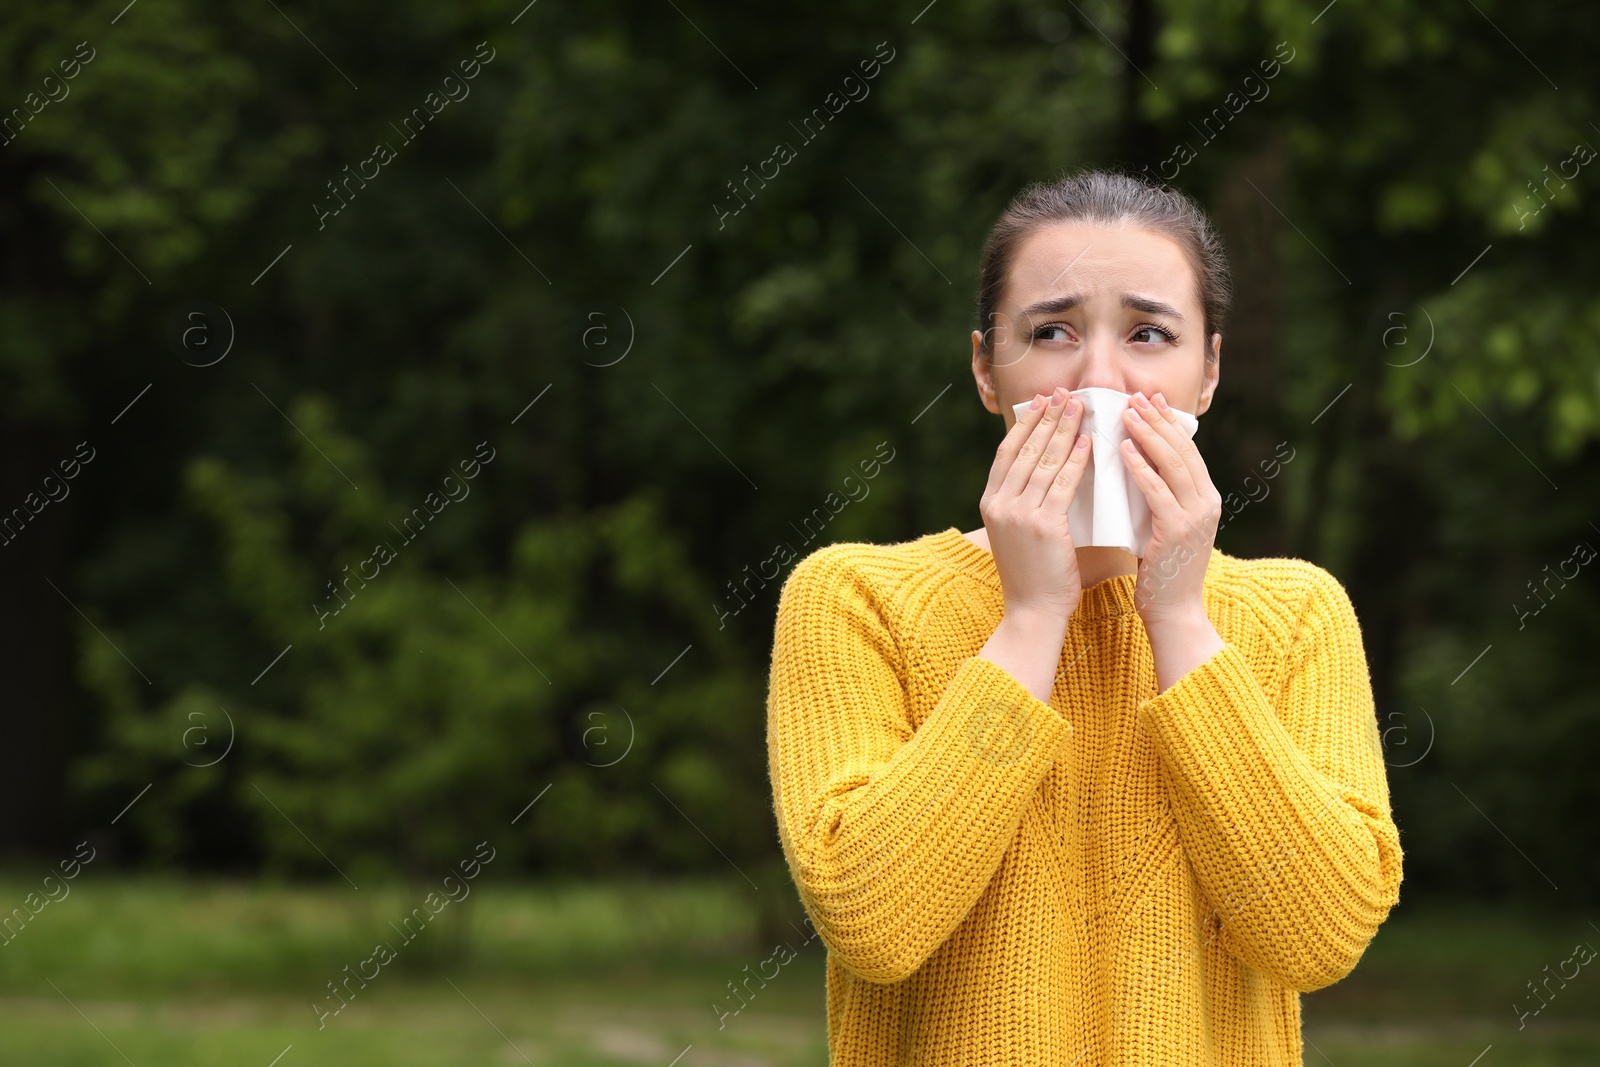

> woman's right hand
[979,386,1093,623]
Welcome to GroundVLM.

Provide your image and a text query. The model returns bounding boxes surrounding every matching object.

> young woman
[765,169,1402,1066]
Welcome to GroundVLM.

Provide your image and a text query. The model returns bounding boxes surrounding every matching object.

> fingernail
[1029,394,1043,410]
[1153,391,1169,411]
[1049,390,1064,407]
[1134,391,1151,409]
[1126,407,1143,423]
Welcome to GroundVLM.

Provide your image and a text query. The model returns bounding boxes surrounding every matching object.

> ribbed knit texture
[765,526,1403,1066]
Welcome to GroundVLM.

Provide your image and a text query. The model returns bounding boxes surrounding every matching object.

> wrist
[1003,600,1076,633]
[983,603,1074,705]
[1143,604,1225,693]
[1139,601,1211,637]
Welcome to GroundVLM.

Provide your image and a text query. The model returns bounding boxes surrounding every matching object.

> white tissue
[1010,387,1200,557]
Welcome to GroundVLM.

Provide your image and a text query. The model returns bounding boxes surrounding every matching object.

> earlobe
[1196,332,1222,415]
[971,334,1001,416]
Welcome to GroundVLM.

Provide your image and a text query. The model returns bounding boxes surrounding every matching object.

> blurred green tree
[0,0,1587,904]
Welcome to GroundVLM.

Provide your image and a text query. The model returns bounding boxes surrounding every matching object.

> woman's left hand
[1120,389,1222,627]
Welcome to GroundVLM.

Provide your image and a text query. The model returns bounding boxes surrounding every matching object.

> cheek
[1002,378,1068,425]
[1139,375,1203,414]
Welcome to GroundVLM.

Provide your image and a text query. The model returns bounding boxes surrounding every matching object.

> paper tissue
[1010,387,1200,557]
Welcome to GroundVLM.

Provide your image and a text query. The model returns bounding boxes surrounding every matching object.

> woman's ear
[1195,332,1222,416]
[972,330,1001,416]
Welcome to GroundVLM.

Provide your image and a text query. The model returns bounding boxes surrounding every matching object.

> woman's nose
[1070,334,1126,393]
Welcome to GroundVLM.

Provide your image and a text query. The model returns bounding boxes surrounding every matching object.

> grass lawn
[0,876,1594,1065]
[1299,900,1600,1066]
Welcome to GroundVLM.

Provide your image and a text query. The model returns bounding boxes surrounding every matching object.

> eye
[1029,323,1074,344]
[1131,323,1178,344]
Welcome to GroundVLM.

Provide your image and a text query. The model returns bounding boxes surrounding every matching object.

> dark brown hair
[974,167,1231,363]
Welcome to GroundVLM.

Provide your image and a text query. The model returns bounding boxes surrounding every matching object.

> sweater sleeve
[1135,564,1403,993]
[766,546,1072,984]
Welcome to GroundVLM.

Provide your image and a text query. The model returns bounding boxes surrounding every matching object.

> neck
[1075,545,1139,587]
[962,527,1139,586]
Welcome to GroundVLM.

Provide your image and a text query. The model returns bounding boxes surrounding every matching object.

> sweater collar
[928,526,1217,621]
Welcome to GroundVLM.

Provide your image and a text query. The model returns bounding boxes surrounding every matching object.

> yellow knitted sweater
[765,527,1403,1066]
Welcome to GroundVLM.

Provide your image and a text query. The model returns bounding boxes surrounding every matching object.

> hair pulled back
[975,168,1231,363]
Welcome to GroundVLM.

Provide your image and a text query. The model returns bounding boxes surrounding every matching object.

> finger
[984,391,1049,497]
[1040,426,1092,516]
[1150,390,1215,502]
[1126,429,1216,550]
[1020,395,1087,506]
[1122,396,1199,505]
[1121,435,1180,520]
[998,387,1072,500]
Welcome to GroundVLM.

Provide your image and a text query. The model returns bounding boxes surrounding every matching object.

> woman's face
[970,221,1221,428]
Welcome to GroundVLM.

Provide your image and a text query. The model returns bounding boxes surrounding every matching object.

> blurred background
[2,0,1598,1062]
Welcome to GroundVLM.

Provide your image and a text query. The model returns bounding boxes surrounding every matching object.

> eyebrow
[1017,292,1186,321]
